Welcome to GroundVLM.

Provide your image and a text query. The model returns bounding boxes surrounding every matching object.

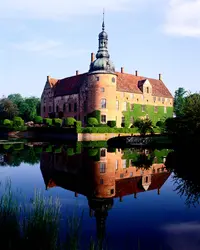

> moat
[0,141,199,250]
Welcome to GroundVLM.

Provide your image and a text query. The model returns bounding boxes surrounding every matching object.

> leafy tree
[174,87,187,117]
[134,118,154,136]
[0,98,19,120]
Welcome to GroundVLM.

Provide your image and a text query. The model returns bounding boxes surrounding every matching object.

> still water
[0,141,200,250]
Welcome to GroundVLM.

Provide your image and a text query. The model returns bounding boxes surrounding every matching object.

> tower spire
[102,9,105,31]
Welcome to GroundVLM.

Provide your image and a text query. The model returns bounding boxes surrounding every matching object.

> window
[63,103,66,112]
[100,179,104,184]
[162,98,165,104]
[116,100,119,110]
[130,172,133,177]
[141,95,144,100]
[100,149,106,157]
[56,106,59,112]
[43,106,46,113]
[100,162,106,173]
[110,189,114,195]
[74,103,77,112]
[121,92,125,98]
[96,76,100,81]
[130,104,134,111]
[145,176,148,183]
[164,106,167,113]
[101,99,106,109]
[153,96,156,102]
[141,105,146,112]
[130,93,134,99]
[112,77,115,83]
[74,115,77,120]
[101,115,106,123]
[68,104,71,112]
[123,102,127,111]
[154,106,158,113]
[115,160,118,170]
[121,116,125,123]
[120,174,124,179]
[146,87,149,93]
[100,87,105,92]
[49,106,51,112]
[84,116,87,124]
[130,116,134,124]
[122,159,126,169]
[158,97,161,102]
[84,101,87,112]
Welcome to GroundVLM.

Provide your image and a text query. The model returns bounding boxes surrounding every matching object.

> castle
[41,19,173,127]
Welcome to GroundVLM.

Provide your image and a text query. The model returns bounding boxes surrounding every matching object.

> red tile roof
[51,72,173,98]
[54,73,87,97]
[116,72,173,98]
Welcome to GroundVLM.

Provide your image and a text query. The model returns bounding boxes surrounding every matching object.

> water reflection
[40,146,171,244]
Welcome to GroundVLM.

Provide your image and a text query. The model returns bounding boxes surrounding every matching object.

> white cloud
[0,0,137,20]
[164,0,200,37]
[11,39,89,58]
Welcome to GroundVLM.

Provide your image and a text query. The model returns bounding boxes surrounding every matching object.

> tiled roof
[54,73,87,97]
[115,172,170,197]
[50,71,173,98]
[116,72,173,98]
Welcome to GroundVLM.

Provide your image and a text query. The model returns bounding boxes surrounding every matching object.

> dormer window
[146,87,149,94]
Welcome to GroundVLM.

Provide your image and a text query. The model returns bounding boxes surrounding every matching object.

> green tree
[0,98,19,120]
[134,118,154,136]
[174,87,187,117]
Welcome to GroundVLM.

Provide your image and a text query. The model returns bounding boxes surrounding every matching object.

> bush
[87,117,98,127]
[3,119,12,127]
[87,110,100,123]
[65,117,76,127]
[156,121,164,127]
[43,118,52,126]
[107,121,116,128]
[53,118,62,127]
[34,116,43,124]
[75,121,82,133]
[13,117,24,127]
[88,148,99,157]
[134,118,154,136]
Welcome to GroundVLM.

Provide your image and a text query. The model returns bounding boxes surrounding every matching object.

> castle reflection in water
[40,146,171,242]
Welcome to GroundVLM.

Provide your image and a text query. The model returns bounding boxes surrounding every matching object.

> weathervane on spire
[102,8,105,31]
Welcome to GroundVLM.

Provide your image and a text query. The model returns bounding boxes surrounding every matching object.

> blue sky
[0,0,200,97]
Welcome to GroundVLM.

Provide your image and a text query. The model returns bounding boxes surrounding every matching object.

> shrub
[87,110,100,123]
[65,117,76,127]
[13,117,24,127]
[107,121,116,128]
[75,121,82,133]
[88,148,99,157]
[87,117,98,127]
[34,116,43,124]
[156,121,164,127]
[3,119,12,127]
[43,118,52,126]
[67,148,74,156]
[53,118,62,127]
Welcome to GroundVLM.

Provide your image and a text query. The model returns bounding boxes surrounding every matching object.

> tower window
[100,162,106,173]
[146,87,149,93]
[68,104,71,112]
[101,99,106,109]
[101,115,106,123]
[74,103,77,112]
[100,179,104,184]
[96,76,100,81]
[84,101,87,112]
[100,87,105,92]
[112,77,115,83]
[146,176,148,183]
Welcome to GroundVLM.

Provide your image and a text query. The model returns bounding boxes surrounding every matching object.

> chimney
[157,188,160,195]
[47,75,50,82]
[135,70,138,76]
[91,52,95,63]
[76,70,79,76]
[121,67,124,73]
[159,73,162,81]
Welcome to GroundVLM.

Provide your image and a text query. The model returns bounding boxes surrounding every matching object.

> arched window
[146,176,148,183]
[63,103,66,112]
[49,106,51,112]
[56,106,59,112]
[101,98,106,109]
[43,106,46,113]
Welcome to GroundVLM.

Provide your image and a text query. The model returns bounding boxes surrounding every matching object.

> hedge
[107,121,116,128]
[64,117,76,127]
[80,127,139,134]
[43,118,52,126]
[13,117,24,127]
[35,116,43,124]
[53,118,62,127]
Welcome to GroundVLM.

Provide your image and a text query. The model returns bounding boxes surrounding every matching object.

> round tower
[87,16,117,124]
